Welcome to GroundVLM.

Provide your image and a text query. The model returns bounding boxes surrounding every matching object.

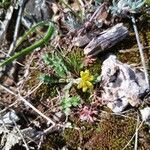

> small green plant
[41,53,99,117]
[0,0,11,8]
[61,96,81,115]
[110,0,145,16]
[65,52,84,75]
[42,53,69,78]
[39,74,59,85]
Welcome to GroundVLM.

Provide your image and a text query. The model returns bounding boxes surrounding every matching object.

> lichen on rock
[100,55,149,112]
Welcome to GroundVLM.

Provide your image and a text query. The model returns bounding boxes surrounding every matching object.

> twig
[7,0,27,56]
[37,135,44,150]
[0,84,56,126]
[131,15,149,89]
[27,96,59,127]
[101,110,137,120]
[24,82,43,98]
[89,2,107,22]
[119,45,150,53]
[134,114,140,150]
[0,101,18,114]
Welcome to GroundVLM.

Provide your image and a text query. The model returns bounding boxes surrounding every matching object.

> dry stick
[37,135,44,150]
[7,0,26,56]
[122,121,144,150]
[131,16,149,89]
[24,82,43,98]
[27,97,59,127]
[89,2,107,22]
[0,84,56,126]
[0,101,18,114]
[134,114,140,150]
[119,45,150,53]
[101,110,137,120]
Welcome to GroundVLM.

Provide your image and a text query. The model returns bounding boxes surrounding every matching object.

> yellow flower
[77,70,94,92]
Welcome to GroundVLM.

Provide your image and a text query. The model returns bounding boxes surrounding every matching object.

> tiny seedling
[61,96,80,115]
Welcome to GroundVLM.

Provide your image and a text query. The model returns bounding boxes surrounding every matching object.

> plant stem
[131,15,149,89]
[0,23,55,67]
[16,21,49,49]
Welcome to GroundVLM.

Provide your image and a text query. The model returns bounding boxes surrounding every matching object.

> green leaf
[39,74,59,84]
[92,74,101,84]
[70,96,80,107]
[42,54,53,66]
[42,53,68,78]
[63,107,71,115]
[0,23,55,67]
[61,96,80,115]
[61,98,72,108]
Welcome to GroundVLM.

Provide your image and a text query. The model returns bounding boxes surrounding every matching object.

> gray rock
[0,110,19,124]
[100,55,149,113]
[22,0,53,28]
[140,107,150,122]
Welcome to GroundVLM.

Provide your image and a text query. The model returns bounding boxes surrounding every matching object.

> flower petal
[88,75,94,81]
[85,70,90,75]
[83,86,87,92]
[80,71,84,77]
[77,84,81,89]
[86,81,93,89]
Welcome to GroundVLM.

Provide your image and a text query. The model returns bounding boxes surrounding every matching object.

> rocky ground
[0,0,150,150]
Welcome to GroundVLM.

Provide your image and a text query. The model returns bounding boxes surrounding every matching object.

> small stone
[140,107,150,122]
[0,110,19,124]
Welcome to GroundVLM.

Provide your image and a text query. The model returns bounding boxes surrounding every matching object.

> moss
[42,133,66,149]
[62,115,96,148]
[61,112,137,150]
[24,70,57,101]
[85,114,137,150]
[63,128,81,149]
[87,58,102,76]
[118,50,141,64]
[24,70,40,89]
[117,27,150,65]
[138,124,150,150]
